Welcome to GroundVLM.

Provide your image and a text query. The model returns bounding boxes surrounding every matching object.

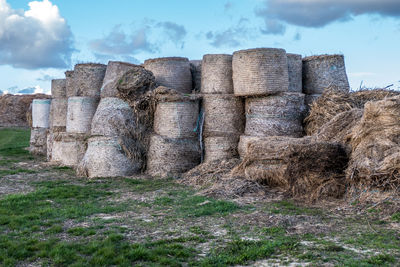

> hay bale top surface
[107,61,137,67]
[154,86,201,102]
[74,63,107,68]
[287,53,302,59]
[144,57,189,64]
[233,47,286,55]
[302,54,344,62]
[65,70,73,76]
[203,54,232,60]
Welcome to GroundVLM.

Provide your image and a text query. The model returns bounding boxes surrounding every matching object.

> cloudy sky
[1,0,399,94]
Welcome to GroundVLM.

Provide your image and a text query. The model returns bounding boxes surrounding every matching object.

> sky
[0,0,399,94]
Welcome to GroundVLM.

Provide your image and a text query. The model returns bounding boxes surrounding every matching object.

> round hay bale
[46,129,53,161]
[29,127,47,156]
[144,57,192,94]
[232,48,289,96]
[66,97,99,134]
[65,70,75,97]
[147,134,201,178]
[202,94,244,137]
[201,54,233,94]
[245,93,305,137]
[77,136,142,178]
[72,63,107,97]
[50,98,67,129]
[154,101,199,138]
[51,79,66,98]
[51,132,88,167]
[302,54,350,94]
[101,61,138,98]
[32,99,51,128]
[238,135,272,158]
[287,53,302,93]
[204,136,239,162]
[190,60,202,92]
[116,66,157,99]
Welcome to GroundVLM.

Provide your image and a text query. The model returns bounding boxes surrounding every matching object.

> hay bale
[70,63,107,97]
[238,135,273,158]
[302,54,350,94]
[147,134,201,178]
[26,103,32,128]
[66,96,99,134]
[29,127,47,156]
[204,136,239,162]
[144,57,192,94]
[203,94,244,137]
[49,98,67,129]
[65,70,75,98]
[51,132,88,167]
[154,101,199,138]
[77,136,142,178]
[304,94,321,113]
[245,93,305,137]
[51,79,66,98]
[232,48,288,96]
[101,61,138,98]
[116,66,157,99]
[32,99,51,128]
[46,130,53,161]
[346,96,400,190]
[190,60,202,92]
[287,53,302,93]
[201,54,233,94]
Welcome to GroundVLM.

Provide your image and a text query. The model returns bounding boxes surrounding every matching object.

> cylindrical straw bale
[29,127,47,155]
[77,136,142,178]
[147,134,201,177]
[201,54,233,94]
[101,61,138,98]
[66,97,99,134]
[51,132,88,167]
[238,135,272,158]
[72,63,107,97]
[50,98,68,128]
[232,48,289,96]
[245,93,305,137]
[144,57,192,94]
[302,54,350,94]
[32,99,51,128]
[154,101,199,138]
[51,79,66,98]
[190,60,202,92]
[287,53,302,93]
[91,97,136,137]
[204,136,239,162]
[65,70,75,97]
[203,94,244,137]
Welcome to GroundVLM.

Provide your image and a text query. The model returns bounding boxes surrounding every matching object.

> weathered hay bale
[287,53,302,93]
[77,136,142,178]
[101,61,138,98]
[71,63,107,97]
[51,132,88,167]
[190,60,202,92]
[49,98,67,128]
[29,127,47,156]
[304,94,321,112]
[245,93,305,137]
[347,96,400,190]
[32,99,51,128]
[66,97,99,134]
[201,54,233,94]
[154,101,199,138]
[203,94,244,137]
[51,79,66,98]
[232,48,288,96]
[144,57,192,94]
[302,54,350,94]
[147,134,201,178]
[65,70,75,97]
[117,66,157,99]
[204,136,239,162]
[238,135,272,158]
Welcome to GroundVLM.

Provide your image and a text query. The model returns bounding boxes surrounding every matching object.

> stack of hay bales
[52,63,106,167]
[147,87,201,177]
[233,48,305,158]
[201,54,244,162]
[29,98,51,155]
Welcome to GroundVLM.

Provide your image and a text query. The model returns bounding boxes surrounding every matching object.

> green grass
[0,168,36,178]
[0,128,31,158]
[269,200,323,216]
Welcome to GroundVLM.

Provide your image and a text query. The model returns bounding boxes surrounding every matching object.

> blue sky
[1,0,399,94]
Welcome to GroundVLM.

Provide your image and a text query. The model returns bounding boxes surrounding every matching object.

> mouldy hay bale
[49,98,67,129]
[51,132,88,167]
[71,63,107,97]
[190,60,202,92]
[32,99,51,128]
[77,136,142,178]
[144,57,192,94]
[29,127,47,156]
[65,70,75,97]
[51,79,66,98]
[302,54,350,95]
[232,48,288,96]
[204,136,239,162]
[201,54,233,94]
[101,61,138,98]
[203,94,244,137]
[244,93,305,137]
[238,135,274,158]
[147,134,201,178]
[346,96,400,190]
[287,53,302,93]
[66,97,99,134]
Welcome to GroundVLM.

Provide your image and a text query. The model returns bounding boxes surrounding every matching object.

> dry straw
[204,136,239,162]
[29,127,47,156]
[70,63,107,97]
[51,79,66,98]
[49,98,67,128]
[190,60,202,92]
[232,48,289,96]
[32,99,51,128]
[51,132,88,167]
[287,53,302,93]
[66,96,99,134]
[201,54,233,94]
[101,61,138,98]
[238,135,273,158]
[144,57,192,94]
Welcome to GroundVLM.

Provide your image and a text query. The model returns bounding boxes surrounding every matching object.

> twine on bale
[32,99,51,129]
[66,97,99,134]
[201,54,233,94]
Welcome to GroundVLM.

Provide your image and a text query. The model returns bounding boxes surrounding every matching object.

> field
[0,128,399,266]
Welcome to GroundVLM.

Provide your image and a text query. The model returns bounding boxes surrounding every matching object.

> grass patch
[0,168,36,178]
[269,200,323,216]
[391,212,400,222]
[0,128,31,159]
